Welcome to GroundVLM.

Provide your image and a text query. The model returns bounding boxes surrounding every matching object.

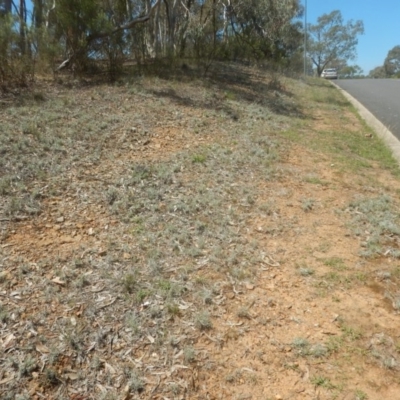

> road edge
[331,81,400,165]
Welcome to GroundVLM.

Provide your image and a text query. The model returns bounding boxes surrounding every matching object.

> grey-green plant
[310,375,334,389]
[309,343,328,358]
[125,313,140,335]
[122,273,137,294]
[18,356,36,378]
[43,368,60,386]
[183,346,196,364]
[127,371,145,392]
[301,198,315,212]
[341,324,362,341]
[299,267,314,277]
[237,306,251,319]
[195,311,212,331]
[355,389,368,400]
[323,257,347,271]
[75,274,90,288]
[292,337,311,356]
[192,154,207,163]
[167,303,181,317]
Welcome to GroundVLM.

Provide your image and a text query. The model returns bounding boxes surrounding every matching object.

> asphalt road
[334,79,400,139]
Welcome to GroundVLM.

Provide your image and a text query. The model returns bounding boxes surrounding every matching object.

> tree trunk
[213,0,216,50]
[178,0,192,58]
[19,0,26,55]
[33,0,43,29]
[3,0,12,13]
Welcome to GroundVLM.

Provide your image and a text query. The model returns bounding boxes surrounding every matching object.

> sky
[304,0,400,74]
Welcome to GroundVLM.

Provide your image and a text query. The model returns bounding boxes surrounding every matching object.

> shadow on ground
[1,61,305,119]
[145,62,305,118]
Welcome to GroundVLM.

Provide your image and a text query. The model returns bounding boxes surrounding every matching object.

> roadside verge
[332,81,400,165]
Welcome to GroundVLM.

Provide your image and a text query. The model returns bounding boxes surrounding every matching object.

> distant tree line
[0,0,306,86]
[369,46,400,78]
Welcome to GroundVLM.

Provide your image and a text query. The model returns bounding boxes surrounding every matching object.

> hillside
[1,65,400,400]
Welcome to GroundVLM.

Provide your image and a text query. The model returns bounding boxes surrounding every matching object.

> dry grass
[1,65,400,399]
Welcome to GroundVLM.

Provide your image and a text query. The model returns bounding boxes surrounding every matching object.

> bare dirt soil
[1,65,400,400]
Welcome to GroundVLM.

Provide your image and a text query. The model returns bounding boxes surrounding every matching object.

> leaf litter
[1,66,400,399]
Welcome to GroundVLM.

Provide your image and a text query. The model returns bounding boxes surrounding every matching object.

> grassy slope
[1,66,400,399]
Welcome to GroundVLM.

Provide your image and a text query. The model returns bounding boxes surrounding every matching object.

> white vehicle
[321,68,338,79]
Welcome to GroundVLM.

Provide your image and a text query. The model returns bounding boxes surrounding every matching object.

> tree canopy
[307,10,364,76]
[368,45,400,78]
[368,66,386,78]
[339,64,363,79]
[0,0,304,86]
[384,45,400,77]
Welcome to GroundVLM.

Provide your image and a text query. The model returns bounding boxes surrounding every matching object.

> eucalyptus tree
[340,64,363,78]
[307,10,364,76]
[0,0,32,85]
[49,0,162,71]
[0,0,12,15]
[0,0,28,54]
[220,0,302,61]
[369,66,386,79]
[384,45,400,77]
[1,0,305,83]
